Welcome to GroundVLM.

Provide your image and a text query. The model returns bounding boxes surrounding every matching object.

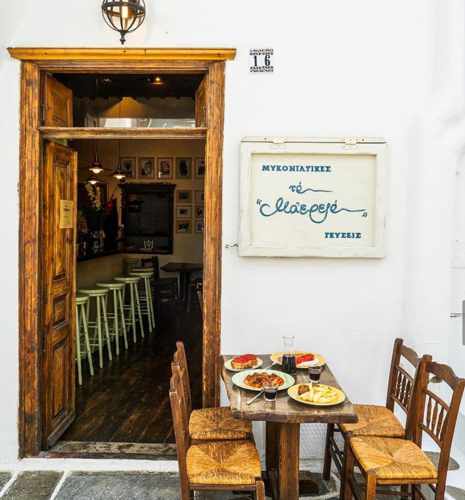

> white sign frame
[239,137,387,258]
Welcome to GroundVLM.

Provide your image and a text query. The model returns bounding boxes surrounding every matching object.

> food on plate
[297,384,310,395]
[296,353,315,365]
[297,384,340,404]
[244,372,285,389]
[231,354,258,370]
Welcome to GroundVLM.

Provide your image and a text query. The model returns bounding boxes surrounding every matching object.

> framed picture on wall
[138,157,155,179]
[120,157,136,178]
[176,220,192,233]
[195,205,204,219]
[195,220,204,233]
[195,158,205,178]
[176,157,192,179]
[176,190,192,204]
[195,190,204,204]
[176,206,192,218]
[157,157,173,180]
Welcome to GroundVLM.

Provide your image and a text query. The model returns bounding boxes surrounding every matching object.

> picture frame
[195,219,204,233]
[195,157,205,178]
[176,219,192,234]
[138,157,155,179]
[176,206,192,218]
[239,137,387,258]
[157,157,173,180]
[120,157,136,178]
[195,205,204,219]
[176,157,192,179]
[195,190,204,204]
[176,190,192,204]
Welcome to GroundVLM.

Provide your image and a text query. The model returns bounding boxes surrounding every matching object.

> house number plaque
[60,200,74,229]
[250,49,274,73]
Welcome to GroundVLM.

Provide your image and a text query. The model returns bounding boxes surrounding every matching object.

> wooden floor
[62,301,202,444]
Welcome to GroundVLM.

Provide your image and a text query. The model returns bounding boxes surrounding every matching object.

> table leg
[265,422,280,499]
[278,423,300,500]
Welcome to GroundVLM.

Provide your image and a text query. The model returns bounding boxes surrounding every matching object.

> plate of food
[225,354,263,372]
[288,383,345,406]
[232,369,295,392]
[270,352,326,369]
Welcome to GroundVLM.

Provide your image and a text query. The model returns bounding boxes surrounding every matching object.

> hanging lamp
[112,140,127,181]
[101,0,146,45]
[89,142,105,174]
[87,175,100,185]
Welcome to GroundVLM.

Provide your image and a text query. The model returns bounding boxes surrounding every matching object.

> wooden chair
[343,360,465,500]
[323,338,428,486]
[173,341,252,442]
[170,367,265,500]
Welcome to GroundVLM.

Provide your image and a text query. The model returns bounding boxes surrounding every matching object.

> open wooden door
[41,141,77,448]
[43,74,73,127]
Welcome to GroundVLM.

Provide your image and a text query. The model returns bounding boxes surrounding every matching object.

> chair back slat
[174,341,192,415]
[414,361,465,498]
[386,339,422,416]
[169,367,190,496]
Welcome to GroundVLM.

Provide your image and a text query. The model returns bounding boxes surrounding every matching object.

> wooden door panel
[42,142,77,449]
[195,76,207,127]
[43,74,73,127]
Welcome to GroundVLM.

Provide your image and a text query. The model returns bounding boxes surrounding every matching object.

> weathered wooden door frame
[9,47,236,457]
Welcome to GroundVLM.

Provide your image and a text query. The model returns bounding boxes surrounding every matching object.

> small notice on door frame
[60,200,74,229]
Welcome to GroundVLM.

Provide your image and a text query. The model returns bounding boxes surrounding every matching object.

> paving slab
[2,471,62,500]
[0,472,12,492]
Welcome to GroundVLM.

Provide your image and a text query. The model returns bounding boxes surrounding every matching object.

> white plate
[288,384,346,406]
[231,369,295,392]
[270,352,326,369]
[225,357,263,372]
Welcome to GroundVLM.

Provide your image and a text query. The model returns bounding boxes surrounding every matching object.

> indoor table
[221,355,358,500]
[160,262,203,302]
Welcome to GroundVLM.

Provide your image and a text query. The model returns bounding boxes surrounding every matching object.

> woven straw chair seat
[350,436,438,482]
[187,440,261,486]
[340,404,404,437]
[189,407,252,441]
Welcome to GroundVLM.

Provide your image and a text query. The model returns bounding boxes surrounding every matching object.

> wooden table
[160,262,203,302]
[221,355,358,500]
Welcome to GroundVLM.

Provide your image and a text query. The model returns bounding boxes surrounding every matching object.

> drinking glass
[308,366,323,385]
[263,381,278,402]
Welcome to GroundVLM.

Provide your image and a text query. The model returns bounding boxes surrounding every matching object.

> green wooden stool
[75,295,94,385]
[97,282,129,356]
[78,287,113,369]
[130,270,155,333]
[114,276,145,343]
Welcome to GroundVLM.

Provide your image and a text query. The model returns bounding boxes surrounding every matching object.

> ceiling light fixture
[152,75,164,86]
[112,140,127,181]
[101,0,146,45]
[87,176,100,186]
[89,142,105,174]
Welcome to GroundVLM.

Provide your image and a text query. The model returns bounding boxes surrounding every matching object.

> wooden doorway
[9,48,236,458]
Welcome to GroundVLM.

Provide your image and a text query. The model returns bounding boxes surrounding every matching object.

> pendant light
[101,0,146,45]
[89,141,105,175]
[112,140,126,181]
[87,176,100,185]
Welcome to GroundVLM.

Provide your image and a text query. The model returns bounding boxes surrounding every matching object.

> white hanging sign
[239,137,387,258]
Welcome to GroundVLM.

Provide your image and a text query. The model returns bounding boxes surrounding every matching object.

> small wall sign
[250,49,274,73]
[239,137,387,258]
[60,199,74,229]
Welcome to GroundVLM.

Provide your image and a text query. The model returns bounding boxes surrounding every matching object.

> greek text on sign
[239,138,387,258]
[60,200,74,229]
[250,48,274,73]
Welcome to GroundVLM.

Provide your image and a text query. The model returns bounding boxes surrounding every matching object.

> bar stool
[114,276,145,343]
[78,287,112,369]
[130,269,155,333]
[75,295,94,385]
[96,282,129,356]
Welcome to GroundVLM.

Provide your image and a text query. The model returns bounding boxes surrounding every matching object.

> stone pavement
[0,470,339,500]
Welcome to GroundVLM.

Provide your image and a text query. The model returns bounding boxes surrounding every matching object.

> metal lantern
[102,0,146,45]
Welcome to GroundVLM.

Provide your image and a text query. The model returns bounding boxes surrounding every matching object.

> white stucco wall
[0,0,464,464]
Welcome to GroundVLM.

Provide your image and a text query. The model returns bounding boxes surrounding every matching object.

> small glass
[282,336,296,374]
[308,366,323,385]
[263,381,278,402]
